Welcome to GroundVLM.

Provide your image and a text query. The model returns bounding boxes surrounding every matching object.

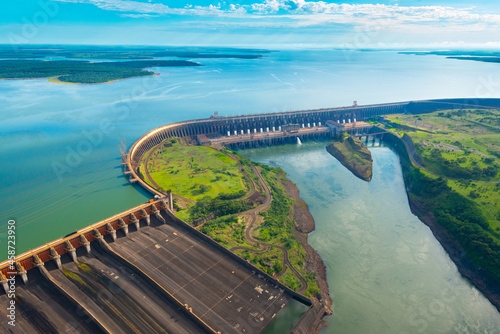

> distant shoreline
[0,73,161,85]
[47,73,161,85]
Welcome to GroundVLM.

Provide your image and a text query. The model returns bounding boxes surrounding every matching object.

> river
[1,48,500,332]
[242,141,500,334]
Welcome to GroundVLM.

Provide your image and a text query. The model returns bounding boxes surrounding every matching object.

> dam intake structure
[123,98,500,194]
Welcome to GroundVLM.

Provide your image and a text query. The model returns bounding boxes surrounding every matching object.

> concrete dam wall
[127,98,500,168]
[0,200,312,333]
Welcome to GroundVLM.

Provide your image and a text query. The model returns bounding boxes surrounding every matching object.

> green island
[138,138,331,305]
[326,133,373,181]
[379,109,500,295]
[0,59,201,84]
[399,50,500,64]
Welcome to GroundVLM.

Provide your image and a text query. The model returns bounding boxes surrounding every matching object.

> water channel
[243,141,500,334]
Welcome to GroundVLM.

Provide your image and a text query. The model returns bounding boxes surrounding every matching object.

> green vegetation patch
[383,131,500,284]
[279,268,302,292]
[199,215,253,249]
[141,139,247,202]
[256,164,320,297]
[62,267,87,286]
[0,59,200,83]
[326,134,373,181]
[448,180,500,233]
[385,109,500,181]
[235,247,284,277]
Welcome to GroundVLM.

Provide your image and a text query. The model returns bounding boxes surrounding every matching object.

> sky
[0,0,499,48]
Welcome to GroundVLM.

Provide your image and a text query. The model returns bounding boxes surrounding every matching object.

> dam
[0,199,313,333]
[124,98,500,191]
[2,98,500,333]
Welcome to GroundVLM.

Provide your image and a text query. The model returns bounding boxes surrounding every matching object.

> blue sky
[1,0,499,48]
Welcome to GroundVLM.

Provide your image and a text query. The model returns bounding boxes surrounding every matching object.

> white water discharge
[297,137,302,145]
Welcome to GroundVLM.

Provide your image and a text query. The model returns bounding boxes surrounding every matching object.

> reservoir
[242,141,500,333]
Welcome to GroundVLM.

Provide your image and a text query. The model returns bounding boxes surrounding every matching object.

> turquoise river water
[1,49,499,332]
[243,141,500,333]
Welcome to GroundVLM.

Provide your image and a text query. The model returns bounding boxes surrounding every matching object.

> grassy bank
[385,109,500,231]
[381,109,500,285]
[254,162,320,297]
[140,139,248,202]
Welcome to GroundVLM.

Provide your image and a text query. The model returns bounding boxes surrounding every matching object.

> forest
[0,59,200,83]
[384,132,500,283]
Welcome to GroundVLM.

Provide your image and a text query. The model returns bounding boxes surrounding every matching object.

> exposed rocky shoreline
[283,178,333,332]
[408,196,500,313]
[383,131,500,314]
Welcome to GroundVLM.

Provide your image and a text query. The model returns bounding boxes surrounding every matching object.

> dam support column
[0,272,9,295]
[50,247,62,269]
[130,213,140,231]
[140,208,151,226]
[80,234,91,253]
[15,262,28,284]
[118,218,129,237]
[65,241,77,263]
[167,190,173,211]
[33,254,45,275]
[106,223,117,241]
[152,204,166,224]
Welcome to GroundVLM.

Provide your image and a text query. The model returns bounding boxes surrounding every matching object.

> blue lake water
[1,49,499,332]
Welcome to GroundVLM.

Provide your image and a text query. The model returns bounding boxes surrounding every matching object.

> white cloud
[53,0,500,32]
